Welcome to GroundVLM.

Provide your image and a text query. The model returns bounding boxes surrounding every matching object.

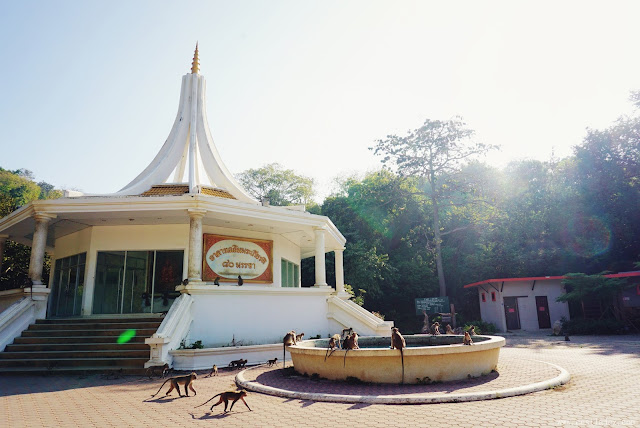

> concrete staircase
[0,317,162,375]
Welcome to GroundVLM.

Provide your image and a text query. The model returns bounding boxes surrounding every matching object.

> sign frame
[202,234,273,283]
[414,297,450,315]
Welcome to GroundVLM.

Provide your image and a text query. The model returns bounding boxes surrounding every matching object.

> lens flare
[117,329,136,344]
[564,215,611,257]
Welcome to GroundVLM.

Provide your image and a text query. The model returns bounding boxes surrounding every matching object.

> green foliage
[557,273,630,303]
[0,167,61,291]
[237,163,315,206]
[463,320,497,334]
[561,318,627,335]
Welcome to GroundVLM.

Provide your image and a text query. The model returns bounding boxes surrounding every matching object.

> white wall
[478,288,507,332]
[477,279,570,332]
[187,288,331,346]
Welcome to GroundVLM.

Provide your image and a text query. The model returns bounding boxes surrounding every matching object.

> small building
[464,276,571,332]
[0,47,391,370]
[464,272,640,332]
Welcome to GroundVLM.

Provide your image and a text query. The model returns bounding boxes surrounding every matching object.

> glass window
[281,259,299,288]
[50,252,86,317]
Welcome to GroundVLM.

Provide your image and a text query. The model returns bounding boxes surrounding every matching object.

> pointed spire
[191,43,200,74]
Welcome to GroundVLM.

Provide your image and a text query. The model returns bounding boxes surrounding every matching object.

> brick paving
[1,333,639,427]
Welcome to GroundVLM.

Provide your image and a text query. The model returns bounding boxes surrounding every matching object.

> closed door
[504,297,521,330]
[535,296,552,328]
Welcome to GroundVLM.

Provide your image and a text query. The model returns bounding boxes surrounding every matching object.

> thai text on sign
[203,234,273,283]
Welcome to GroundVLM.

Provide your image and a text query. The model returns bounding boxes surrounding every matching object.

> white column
[28,213,56,286]
[334,247,347,297]
[0,234,8,277]
[314,227,327,287]
[188,209,207,282]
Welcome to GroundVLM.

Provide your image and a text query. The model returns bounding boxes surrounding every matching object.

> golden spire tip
[191,42,200,74]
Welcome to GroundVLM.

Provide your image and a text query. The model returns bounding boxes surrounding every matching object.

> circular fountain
[287,334,505,384]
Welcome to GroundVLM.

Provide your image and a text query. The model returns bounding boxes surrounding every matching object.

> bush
[561,318,627,335]
[463,320,497,334]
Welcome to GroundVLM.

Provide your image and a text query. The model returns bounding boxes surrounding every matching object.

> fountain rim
[288,334,505,357]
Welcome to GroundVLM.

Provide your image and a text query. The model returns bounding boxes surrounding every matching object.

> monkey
[391,327,406,384]
[463,331,474,345]
[205,364,218,377]
[238,275,244,286]
[342,332,359,367]
[295,332,305,342]
[214,276,220,286]
[445,324,454,335]
[182,278,189,286]
[341,327,354,342]
[228,359,247,369]
[453,326,464,335]
[283,330,297,368]
[195,390,251,413]
[431,322,441,335]
[151,372,197,397]
[267,358,278,367]
[468,325,476,336]
[324,334,341,361]
[145,363,170,379]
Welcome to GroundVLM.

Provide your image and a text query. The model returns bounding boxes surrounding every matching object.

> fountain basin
[288,334,505,384]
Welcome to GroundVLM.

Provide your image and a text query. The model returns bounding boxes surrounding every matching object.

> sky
[1,0,639,201]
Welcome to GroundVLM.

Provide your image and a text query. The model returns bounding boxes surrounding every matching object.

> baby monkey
[463,331,474,345]
[295,332,305,342]
[205,364,218,377]
[196,390,251,413]
[145,363,170,379]
[151,372,197,397]
[267,358,278,367]
[325,334,341,361]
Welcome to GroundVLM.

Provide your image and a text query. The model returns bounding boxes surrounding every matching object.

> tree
[236,163,315,206]
[371,117,497,297]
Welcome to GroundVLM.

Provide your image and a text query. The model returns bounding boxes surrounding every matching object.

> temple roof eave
[0,195,346,250]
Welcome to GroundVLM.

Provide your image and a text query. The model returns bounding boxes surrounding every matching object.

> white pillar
[28,213,56,286]
[188,209,206,282]
[334,247,347,297]
[0,234,8,277]
[314,227,327,287]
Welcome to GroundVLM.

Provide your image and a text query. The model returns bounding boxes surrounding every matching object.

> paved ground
[1,332,639,427]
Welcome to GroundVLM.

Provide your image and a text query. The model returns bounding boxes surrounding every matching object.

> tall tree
[371,117,496,296]
[237,163,315,206]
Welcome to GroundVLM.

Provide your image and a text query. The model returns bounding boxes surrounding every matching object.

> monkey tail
[343,349,349,368]
[283,343,286,368]
[151,378,171,397]
[324,347,330,361]
[400,348,405,385]
[194,393,222,408]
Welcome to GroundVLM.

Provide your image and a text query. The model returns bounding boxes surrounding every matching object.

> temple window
[281,258,300,288]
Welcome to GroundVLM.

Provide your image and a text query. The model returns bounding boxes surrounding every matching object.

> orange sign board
[202,234,273,283]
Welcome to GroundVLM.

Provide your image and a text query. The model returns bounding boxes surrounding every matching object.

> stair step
[22,329,158,337]
[13,336,148,344]
[0,350,150,359]
[6,343,149,352]
[0,366,147,375]
[29,322,161,331]
[36,317,164,324]
[0,357,148,368]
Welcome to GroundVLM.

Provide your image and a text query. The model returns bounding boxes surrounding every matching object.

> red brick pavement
[1,333,639,428]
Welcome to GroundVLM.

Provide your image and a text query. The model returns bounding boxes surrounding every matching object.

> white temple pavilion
[0,46,391,370]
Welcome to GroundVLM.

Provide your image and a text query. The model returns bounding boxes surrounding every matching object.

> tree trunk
[431,193,447,297]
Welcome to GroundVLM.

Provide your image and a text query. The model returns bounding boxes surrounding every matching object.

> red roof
[463,272,640,289]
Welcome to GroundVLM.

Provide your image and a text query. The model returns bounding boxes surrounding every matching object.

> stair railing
[326,295,394,336]
[0,297,36,352]
[144,293,194,368]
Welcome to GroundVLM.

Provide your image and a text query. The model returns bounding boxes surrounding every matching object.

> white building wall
[187,290,331,346]
[477,279,570,332]
[478,289,506,332]
[52,223,306,315]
